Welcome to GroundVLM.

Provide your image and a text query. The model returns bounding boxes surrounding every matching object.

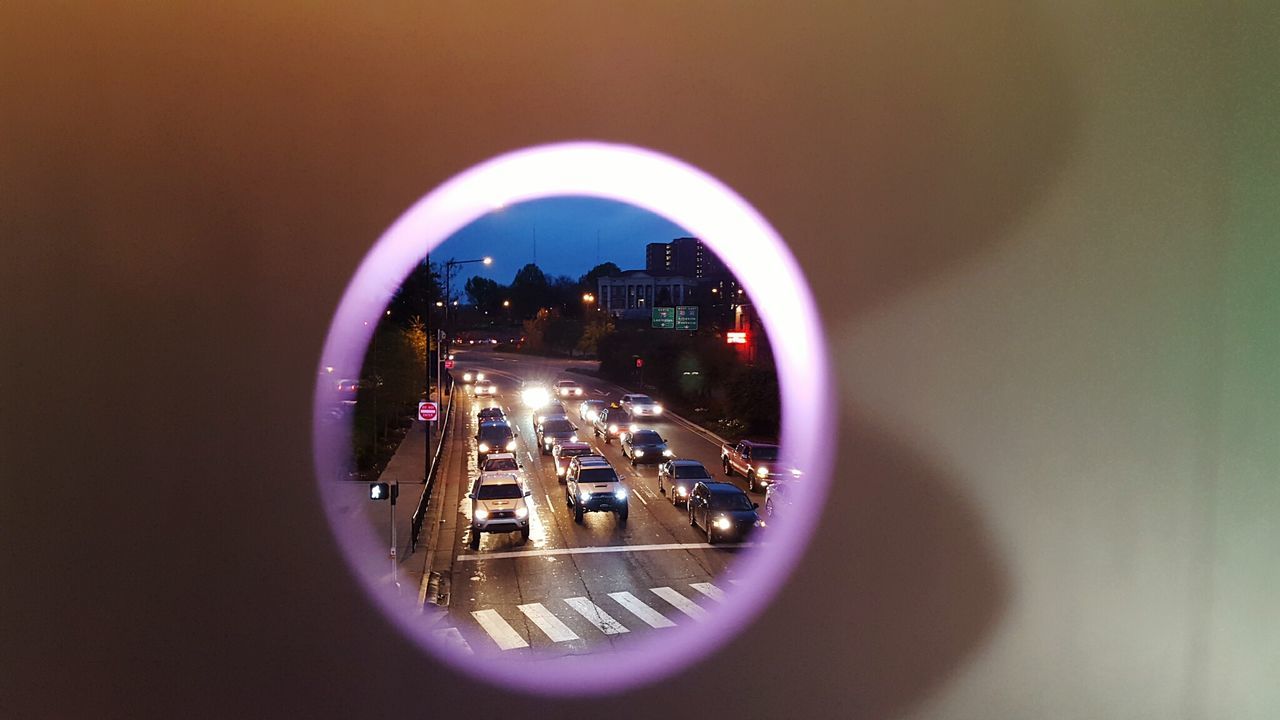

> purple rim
[311,141,833,696]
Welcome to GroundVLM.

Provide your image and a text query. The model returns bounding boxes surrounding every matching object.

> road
[427,349,763,659]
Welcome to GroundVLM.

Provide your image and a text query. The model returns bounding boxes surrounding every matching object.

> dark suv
[564,455,628,525]
[688,481,760,544]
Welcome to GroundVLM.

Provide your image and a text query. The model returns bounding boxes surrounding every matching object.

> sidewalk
[361,389,451,596]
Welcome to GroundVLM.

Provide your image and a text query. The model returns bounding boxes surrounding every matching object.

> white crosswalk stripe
[472,609,528,650]
[564,597,630,635]
[651,587,709,620]
[432,626,474,655]
[689,582,725,602]
[518,603,580,643]
[608,591,677,628]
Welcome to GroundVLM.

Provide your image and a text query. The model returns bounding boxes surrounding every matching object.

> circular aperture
[312,142,832,695]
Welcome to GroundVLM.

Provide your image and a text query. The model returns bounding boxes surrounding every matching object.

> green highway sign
[675,305,699,330]
[651,307,675,329]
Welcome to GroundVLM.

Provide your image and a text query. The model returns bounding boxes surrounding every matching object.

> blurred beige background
[2,2,1275,718]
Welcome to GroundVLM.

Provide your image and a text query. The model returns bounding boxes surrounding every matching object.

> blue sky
[432,196,691,287]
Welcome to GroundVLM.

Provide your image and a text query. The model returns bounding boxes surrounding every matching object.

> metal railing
[409,377,454,552]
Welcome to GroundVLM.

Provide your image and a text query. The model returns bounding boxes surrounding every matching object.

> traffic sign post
[674,305,699,330]
[418,401,439,422]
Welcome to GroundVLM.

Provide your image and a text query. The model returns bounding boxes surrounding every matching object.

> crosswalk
[434,582,733,654]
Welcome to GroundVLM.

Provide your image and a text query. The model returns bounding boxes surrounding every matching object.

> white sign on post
[417,401,439,422]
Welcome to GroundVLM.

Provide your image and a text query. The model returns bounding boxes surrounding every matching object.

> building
[598,270,699,318]
[644,237,726,279]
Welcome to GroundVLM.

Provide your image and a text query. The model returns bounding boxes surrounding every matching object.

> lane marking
[651,587,709,620]
[471,609,528,650]
[564,597,630,635]
[632,488,648,506]
[690,582,726,602]
[518,603,580,643]
[431,627,474,655]
[608,591,677,629]
[456,541,748,562]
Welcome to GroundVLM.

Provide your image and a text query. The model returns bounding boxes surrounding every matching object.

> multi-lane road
[427,349,764,659]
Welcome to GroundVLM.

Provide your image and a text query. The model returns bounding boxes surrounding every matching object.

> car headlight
[476,373,485,381]
[609,424,618,433]
[714,516,732,530]
[574,388,582,395]
[629,424,639,432]
[757,466,769,477]
[474,508,489,520]
[515,506,528,519]
[662,449,674,457]
[614,488,628,500]
[570,434,578,442]
[580,491,591,502]
[522,387,549,408]
[478,443,490,453]
[653,405,663,415]
[505,440,518,451]
[677,486,688,496]
[463,372,473,382]
[634,449,645,457]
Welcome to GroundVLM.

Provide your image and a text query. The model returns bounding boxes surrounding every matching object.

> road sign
[675,305,699,330]
[651,307,674,329]
[726,331,748,344]
[444,360,455,369]
[418,401,439,422]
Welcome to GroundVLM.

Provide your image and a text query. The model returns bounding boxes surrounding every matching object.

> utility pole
[423,256,432,485]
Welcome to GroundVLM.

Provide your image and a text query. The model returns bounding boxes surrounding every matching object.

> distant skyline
[430,196,691,289]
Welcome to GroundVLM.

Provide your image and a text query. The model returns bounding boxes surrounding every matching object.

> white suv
[564,456,628,525]
[467,472,531,549]
[620,393,663,417]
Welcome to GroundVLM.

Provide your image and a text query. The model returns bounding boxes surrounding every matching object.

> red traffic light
[635,358,644,368]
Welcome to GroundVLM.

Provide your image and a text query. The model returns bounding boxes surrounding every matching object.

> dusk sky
[431,196,691,288]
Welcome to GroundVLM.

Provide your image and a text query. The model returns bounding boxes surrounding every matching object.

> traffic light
[370,482,398,501]
[635,357,644,368]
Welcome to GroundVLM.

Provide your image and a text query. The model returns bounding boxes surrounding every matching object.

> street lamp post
[443,256,494,338]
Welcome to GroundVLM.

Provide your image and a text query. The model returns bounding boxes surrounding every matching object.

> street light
[443,257,494,335]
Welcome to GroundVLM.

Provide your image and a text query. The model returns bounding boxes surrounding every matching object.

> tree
[386,259,442,326]
[509,263,551,319]
[578,262,621,291]
[464,276,505,314]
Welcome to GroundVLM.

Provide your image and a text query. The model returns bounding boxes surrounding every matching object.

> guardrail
[409,378,453,553]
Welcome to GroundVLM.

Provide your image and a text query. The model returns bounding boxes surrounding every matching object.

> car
[578,399,607,423]
[658,459,713,506]
[688,481,760,544]
[551,442,597,481]
[620,429,673,466]
[720,440,794,493]
[533,400,568,425]
[461,370,486,384]
[480,452,521,478]
[564,455,628,525]
[467,472,531,549]
[555,379,584,398]
[535,416,579,455]
[520,381,551,409]
[476,406,506,423]
[620,393,663,417]
[593,407,636,445]
[763,479,793,521]
[475,420,516,462]
[472,378,497,397]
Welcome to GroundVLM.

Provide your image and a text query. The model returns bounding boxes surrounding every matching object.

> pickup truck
[720,440,784,493]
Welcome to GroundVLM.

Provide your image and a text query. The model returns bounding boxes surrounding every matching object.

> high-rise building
[644,237,726,278]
